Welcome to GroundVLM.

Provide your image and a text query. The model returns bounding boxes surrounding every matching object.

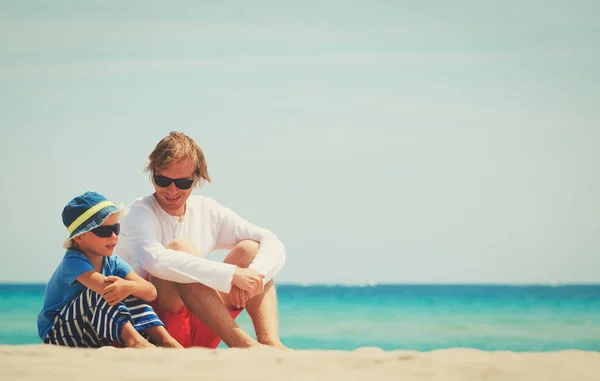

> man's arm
[119,205,237,293]
[211,199,286,283]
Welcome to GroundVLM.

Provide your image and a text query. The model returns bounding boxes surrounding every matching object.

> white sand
[1,345,599,381]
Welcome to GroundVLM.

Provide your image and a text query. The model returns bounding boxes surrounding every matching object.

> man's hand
[103,276,134,306]
[229,286,249,309]
[232,267,264,296]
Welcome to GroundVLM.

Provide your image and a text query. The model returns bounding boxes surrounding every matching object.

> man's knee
[224,240,259,268]
[166,239,199,256]
[236,240,259,257]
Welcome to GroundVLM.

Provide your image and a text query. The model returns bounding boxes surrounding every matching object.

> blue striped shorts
[44,288,164,347]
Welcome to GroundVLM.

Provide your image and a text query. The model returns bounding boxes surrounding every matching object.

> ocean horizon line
[1,281,599,287]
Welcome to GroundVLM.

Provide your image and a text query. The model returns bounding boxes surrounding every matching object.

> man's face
[75,213,120,257]
[153,157,196,216]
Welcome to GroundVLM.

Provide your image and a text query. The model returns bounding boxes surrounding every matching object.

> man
[116,131,286,348]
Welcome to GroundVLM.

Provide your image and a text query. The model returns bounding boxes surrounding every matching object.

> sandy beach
[1,345,598,381]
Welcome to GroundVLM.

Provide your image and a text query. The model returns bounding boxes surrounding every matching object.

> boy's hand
[103,276,134,306]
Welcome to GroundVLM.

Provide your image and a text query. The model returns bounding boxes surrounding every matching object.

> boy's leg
[88,291,155,347]
[121,296,164,332]
[45,289,98,347]
[45,289,152,348]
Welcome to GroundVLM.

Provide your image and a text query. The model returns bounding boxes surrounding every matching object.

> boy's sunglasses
[91,223,120,238]
[153,173,195,190]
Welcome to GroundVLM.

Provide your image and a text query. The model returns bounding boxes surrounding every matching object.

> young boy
[37,191,182,348]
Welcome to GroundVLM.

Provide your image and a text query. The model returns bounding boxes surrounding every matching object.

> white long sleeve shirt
[115,194,286,294]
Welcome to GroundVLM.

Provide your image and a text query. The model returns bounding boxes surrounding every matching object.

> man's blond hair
[144,131,212,187]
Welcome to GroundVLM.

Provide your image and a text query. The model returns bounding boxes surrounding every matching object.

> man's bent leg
[148,275,185,314]
[245,280,285,348]
[219,240,259,309]
[166,239,259,348]
[222,240,286,348]
[146,240,200,347]
[150,239,202,315]
[176,282,256,348]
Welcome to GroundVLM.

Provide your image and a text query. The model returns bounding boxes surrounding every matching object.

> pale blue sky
[1,1,598,284]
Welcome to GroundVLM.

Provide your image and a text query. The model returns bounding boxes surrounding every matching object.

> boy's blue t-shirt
[37,249,133,340]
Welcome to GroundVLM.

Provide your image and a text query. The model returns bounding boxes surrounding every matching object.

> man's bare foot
[266,343,290,350]
[156,337,184,348]
[121,322,156,348]
[127,339,156,349]
[257,338,289,350]
[144,325,184,348]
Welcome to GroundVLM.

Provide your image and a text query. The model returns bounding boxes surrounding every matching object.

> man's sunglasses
[153,173,195,190]
[91,223,120,238]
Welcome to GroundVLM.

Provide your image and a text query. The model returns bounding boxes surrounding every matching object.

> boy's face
[74,213,120,257]
[152,157,196,216]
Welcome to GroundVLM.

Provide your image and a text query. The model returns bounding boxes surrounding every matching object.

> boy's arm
[125,271,157,301]
[77,269,157,306]
[76,270,109,295]
[103,271,157,305]
[102,270,156,306]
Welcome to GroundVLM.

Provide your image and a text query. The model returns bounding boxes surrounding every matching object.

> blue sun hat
[62,191,123,249]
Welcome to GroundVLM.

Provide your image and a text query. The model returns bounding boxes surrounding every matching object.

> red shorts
[150,300,243,348]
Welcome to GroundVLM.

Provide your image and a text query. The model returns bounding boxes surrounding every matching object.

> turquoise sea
[1,284,599,351]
